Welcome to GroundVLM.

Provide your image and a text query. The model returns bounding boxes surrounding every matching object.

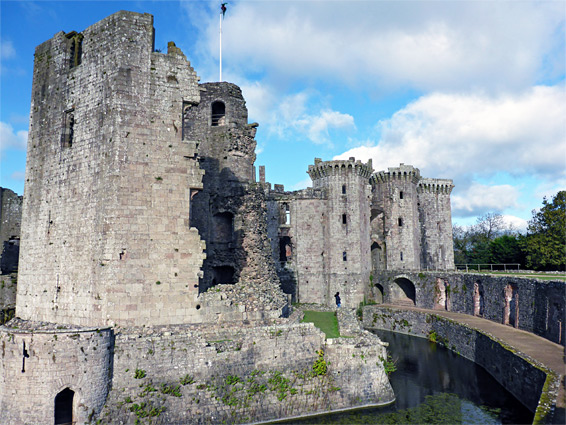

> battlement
[371,164,421,184]
[307,157,373,180]
[418,178,454,194]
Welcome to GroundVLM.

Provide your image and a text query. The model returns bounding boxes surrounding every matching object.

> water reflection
[277,330,533,424]
[376,330,533,424]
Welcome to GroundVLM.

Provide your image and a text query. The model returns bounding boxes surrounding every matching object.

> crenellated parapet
[307,157,373,181]
[370,164,421,185]
[418,178,454,194]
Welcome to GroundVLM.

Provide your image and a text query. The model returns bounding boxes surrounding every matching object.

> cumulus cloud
[0,122,28,156]
[335,85,566,179]
[502,215,529,233]
[240,83,355,145]
[212,1,563,92]
[451,183,520,217]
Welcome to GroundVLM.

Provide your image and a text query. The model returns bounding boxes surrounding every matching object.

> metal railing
[455,263,521,272]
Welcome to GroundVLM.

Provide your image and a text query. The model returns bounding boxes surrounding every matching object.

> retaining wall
[98,321,394,424]
[363,305,560,424]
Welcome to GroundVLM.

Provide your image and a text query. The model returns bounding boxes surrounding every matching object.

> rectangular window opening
[342,214,347,224]
[61,109,75,148]
[343,251,347,261]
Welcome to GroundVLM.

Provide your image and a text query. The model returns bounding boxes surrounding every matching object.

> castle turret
[306,157,373,307]
[417,178,455,270]
[370,164,422,270]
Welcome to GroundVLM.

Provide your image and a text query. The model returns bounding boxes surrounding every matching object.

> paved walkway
[380,304,566,413]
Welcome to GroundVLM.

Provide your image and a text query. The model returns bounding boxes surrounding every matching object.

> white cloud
[213,1,564,91]
[1,41,15,60]
[10,171,25,181]
[240,83,355,145]
[502,215,528,233]
[0,122,28,156]
[335,86,566,180]
[295,109,355,145]
[451,183,520,217]
[290,177,312,191]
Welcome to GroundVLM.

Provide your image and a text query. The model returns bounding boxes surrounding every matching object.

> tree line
[453,191,565,271]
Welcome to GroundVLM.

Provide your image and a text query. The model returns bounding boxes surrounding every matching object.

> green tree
[523,191,566,271]
[488,234,525,265]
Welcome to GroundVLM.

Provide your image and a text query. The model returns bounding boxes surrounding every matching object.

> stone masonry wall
[98,321,394,424]
[16,11,206,327]
[373,270,566,345]
[0,188,22,274]
[363,306,556,419]
[0,322,114,425]
[0,275,17,324]
[417,179,455,270]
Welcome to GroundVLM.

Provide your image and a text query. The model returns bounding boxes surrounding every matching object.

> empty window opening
[54,388,74,425]
[400,251,403,261]
[61,109,75,148]
[182,101,194,140]
[400,191,404,199]
[212,212,233,243]
[343,251,347,261]
[211,101,226,126]
[279,236,292,262]
[342,214,347,224]
[211,266,235,285]
[282,203,291,225]
[342,185,346,194]
[66,32,83,68]
[398,217,403,226]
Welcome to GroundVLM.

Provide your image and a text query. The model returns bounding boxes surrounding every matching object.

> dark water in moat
[278,330,534,424]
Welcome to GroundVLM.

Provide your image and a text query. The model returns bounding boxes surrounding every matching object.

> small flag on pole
[221,3,227,18]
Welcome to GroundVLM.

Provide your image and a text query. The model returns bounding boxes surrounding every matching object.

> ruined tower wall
[417,179,455,270]
[0,188,22,274]
[16,11,205,327]
[0,325,113,425]
[0,188,22,246]
[371,165,422,270]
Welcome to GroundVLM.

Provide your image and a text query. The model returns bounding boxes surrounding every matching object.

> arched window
[55,388,74,425]
[211,101,226,126]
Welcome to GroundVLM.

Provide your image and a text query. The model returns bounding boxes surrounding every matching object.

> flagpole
[219,12,222,82]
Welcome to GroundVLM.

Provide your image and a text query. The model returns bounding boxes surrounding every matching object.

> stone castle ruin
[0,11,457,424]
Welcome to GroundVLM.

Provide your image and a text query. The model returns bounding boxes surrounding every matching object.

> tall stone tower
[306,157,373,307]
[370,164,422,270]
[16,12,205,328]
[370,164,454,271]
[417,178,455,270]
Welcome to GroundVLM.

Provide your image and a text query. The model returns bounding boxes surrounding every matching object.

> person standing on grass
[335,292,341,308]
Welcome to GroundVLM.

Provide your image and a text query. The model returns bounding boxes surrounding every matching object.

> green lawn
[480,271,566,281]
[301,310,340,338]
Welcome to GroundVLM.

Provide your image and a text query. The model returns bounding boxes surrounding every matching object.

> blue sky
[1,0,565,231]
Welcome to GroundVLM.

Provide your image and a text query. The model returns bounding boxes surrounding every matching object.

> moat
[278,330,533,424]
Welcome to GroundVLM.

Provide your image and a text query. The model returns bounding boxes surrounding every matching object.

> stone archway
[54,388,74,425]
[375,283,384,304]
[391,277,416,306]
